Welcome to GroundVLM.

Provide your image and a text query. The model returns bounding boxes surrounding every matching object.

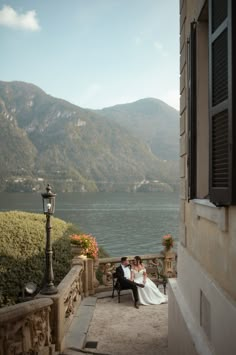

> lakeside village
[3,175,174,193]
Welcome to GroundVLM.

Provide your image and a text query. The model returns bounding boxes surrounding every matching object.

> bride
[131,256,167,305]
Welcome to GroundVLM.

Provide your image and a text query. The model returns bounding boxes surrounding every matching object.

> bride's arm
[130,269,135,281]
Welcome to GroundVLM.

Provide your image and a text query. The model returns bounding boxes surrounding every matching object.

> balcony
[0,252,176,355]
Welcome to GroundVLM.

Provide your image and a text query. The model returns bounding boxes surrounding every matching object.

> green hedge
[0,211,81,307]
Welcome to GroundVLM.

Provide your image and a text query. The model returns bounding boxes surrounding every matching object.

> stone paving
[63,288,168,355]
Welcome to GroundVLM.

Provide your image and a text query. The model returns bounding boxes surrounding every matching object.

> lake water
[0,192,179,257]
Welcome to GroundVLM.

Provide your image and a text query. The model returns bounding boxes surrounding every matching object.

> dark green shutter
[209,0,236,205]
[188,22,197,200]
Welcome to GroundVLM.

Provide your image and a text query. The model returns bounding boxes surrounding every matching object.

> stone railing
[0,298,54,355]
[48,262,84,352]
[96,251,177,292]
[40,258,96,352]
[0,257,95,354]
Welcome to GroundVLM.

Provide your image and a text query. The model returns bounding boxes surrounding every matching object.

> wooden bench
[111,273,132,303]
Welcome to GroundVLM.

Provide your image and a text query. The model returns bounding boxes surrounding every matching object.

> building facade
[168,0,236,354]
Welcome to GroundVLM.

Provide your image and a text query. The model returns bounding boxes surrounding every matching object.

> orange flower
[162,234,174,249]
[70,234,99,259]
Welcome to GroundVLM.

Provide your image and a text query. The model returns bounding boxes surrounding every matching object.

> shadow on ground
[85,290,168,355]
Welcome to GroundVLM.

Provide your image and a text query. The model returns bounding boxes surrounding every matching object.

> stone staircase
[61,297,97,355]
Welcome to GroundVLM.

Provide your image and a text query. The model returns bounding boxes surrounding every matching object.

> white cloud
[0,5,40,31]
[154,41,168,57]
[160,89,179,110]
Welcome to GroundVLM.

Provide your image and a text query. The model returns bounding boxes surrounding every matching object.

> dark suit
[115,264,139,302]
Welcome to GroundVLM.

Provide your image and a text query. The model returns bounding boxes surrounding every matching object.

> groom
[115,256,144,309]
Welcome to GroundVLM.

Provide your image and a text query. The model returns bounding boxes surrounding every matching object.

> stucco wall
[173,244,236,355]
[184,201,236,300]
[168,278,212,355]
[179,0,236,301]
[172,1,236,354]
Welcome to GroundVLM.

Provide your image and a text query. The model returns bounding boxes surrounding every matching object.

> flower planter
[163,246,174,255]
[71,245,87,258]
[69,234,99,260]
[162,234,174,251]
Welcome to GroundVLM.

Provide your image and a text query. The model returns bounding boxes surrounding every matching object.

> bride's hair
[134,256,142,264]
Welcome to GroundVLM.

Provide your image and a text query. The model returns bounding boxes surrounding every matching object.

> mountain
[96,98,179,161]
[0,81,179,192]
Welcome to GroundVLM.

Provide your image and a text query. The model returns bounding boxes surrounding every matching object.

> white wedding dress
[132,268,167,305]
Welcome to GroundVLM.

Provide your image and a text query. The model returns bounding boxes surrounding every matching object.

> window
[188,3,209,200]
[188,21,197,200]
[188,0,236,206]
[200,290,211,340]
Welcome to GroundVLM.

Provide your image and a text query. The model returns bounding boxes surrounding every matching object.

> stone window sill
[192,199,228,232]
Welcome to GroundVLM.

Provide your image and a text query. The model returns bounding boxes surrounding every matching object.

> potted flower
[162,234,174,251]
[70,234,99,259]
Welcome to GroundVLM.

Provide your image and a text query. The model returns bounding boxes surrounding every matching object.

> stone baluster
[93,259,100,289]
[162,249,176,277]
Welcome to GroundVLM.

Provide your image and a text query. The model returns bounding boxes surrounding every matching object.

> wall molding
[192,199,228,232]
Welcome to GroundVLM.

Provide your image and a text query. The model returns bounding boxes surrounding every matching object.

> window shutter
[209,0,235,205]
[188,21,197,200]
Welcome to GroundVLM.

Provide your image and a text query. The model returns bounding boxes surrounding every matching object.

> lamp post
[40,184,58,295]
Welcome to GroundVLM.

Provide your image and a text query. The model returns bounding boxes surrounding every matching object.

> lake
[0,192,179,257]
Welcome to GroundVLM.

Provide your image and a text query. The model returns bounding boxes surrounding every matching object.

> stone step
[61,348,92,355]
[64,297,97,352]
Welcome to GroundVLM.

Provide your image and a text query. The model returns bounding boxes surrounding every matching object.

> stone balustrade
[0,260,93,354]
[0,298,53,355]
[96,252,177,292]
[49,262,85,351]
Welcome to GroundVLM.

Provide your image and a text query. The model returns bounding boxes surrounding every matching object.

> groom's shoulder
[116,264,123,273]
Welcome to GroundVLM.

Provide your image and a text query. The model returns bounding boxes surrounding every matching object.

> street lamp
[40,184,58,295]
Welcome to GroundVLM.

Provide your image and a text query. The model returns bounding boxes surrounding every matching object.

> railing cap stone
[0,298,53,324]
[98,253,164,264]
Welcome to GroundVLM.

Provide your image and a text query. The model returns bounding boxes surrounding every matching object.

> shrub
[0,211,81,307]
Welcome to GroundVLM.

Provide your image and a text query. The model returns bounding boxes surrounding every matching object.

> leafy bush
[0,211,81,307]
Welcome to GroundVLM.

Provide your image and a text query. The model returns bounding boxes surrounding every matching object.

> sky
[0,0,179,110]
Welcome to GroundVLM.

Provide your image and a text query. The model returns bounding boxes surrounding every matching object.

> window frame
[187,0,236,206]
